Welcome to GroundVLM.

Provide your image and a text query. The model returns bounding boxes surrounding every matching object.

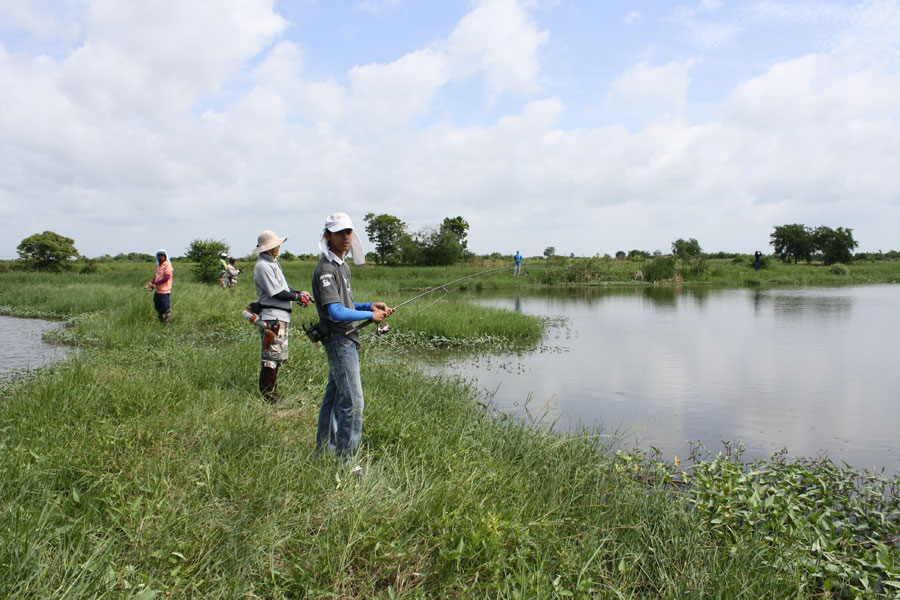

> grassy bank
[1,266,898,598]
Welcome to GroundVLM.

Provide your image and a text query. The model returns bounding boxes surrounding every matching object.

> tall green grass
[1,265,897,598]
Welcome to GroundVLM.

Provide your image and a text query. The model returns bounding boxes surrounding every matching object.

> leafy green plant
[184,238,229,284]
[830,263,850,275]
[643,256,676,282]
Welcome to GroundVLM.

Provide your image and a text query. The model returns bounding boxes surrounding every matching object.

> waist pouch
[303,320,332,343]
[249,301,291,314]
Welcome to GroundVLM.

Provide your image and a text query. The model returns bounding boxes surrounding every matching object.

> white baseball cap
[318,212,365,265]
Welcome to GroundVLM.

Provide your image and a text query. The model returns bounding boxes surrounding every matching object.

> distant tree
[615,251,626,259]
[440,216,469,246]
[420,227,465,266]
[16,230,79,271]
[671,237,702,259]
[770,224,814,263]
[628,249,650,260]
[364,213,407,265]
[185,238,229,283]
[813,226,858,265]
[543,246,556,258]
[279,250,296,261]
[397,233,422,266]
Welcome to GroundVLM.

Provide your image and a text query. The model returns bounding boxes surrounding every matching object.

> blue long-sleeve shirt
[326,301,373,322]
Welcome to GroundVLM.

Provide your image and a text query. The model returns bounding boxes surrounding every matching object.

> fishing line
[344,265,513,336]
[103,285,151,310]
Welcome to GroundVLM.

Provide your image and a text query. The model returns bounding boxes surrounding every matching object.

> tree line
[6,222,875,275]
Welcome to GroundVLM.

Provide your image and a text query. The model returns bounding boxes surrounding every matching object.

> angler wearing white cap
[312,213,392,460]
[252,230,312,404]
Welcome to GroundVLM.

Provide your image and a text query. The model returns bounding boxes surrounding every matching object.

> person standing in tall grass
[146,249,173,325]
[312,213,392,464]
[253,230,311,404]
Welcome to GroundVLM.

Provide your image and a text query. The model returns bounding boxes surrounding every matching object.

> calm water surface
[430,285,900,472]
[0,315,70,377]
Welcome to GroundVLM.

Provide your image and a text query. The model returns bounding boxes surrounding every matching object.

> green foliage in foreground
[1,266,898,598]
[620,445,900,599]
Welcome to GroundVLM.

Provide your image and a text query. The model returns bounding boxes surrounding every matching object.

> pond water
[0,315,70,378]
[429,285,900,472]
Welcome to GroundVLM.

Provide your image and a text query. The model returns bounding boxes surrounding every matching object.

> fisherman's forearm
[327,302,372,322]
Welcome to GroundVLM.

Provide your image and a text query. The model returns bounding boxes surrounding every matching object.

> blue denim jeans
[317,336,364,457]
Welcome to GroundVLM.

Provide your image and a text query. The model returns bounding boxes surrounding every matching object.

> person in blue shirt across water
[312,213,392,470]
[513,250,523,275]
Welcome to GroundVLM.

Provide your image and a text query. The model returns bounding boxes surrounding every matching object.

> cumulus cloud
[608,60,696,114]
[444,0,549,100]
[346,49,450,130]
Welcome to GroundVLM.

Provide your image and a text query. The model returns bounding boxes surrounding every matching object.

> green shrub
[185,238,229,284]
[643,256,676,282]
[681,257,709,278]
[79,259,99,275]
[830,263,850,275]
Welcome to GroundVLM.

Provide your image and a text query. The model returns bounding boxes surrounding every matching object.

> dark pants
[153,293,171,322]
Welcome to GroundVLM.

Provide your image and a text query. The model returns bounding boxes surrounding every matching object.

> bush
[185,238,229,284]
[79,259,99,275]
[830,263,850,275]
[680,257,709,278]
[643,257,676,282]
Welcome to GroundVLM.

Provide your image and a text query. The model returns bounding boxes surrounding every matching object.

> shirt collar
[260,253,277,264]
[323,246,344,265]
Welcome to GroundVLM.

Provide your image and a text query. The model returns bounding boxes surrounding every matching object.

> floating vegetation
[616,443,900,598]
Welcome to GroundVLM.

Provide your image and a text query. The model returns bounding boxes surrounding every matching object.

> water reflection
[0,315,70,378]
[430,285,900,472]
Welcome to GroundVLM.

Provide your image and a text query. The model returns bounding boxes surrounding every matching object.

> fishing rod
[341,265,513,337]
[108,286,150,308]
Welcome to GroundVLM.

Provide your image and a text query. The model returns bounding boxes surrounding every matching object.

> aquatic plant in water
[616,443,900,598]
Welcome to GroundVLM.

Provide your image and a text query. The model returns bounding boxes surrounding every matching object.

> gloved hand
[291,290,313,306]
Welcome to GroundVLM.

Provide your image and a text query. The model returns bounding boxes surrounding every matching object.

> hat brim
[254,236,288,254]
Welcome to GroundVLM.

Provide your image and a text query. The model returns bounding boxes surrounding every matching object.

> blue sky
[1,0,898,258]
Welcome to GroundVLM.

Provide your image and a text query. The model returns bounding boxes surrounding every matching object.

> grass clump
[830,263,850,275]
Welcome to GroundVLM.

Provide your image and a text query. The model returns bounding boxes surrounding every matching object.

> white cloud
[0,0,77,42]
[445,0,550,100]
[624,10,642,25]
[347,48,450,130]
[743,1,855,25]
[356,0,401,13]
[608,60,696,114]
[669,1,741,48]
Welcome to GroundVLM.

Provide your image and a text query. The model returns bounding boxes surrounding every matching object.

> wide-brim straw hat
[254,230,287,254]
[318,212,365,265]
